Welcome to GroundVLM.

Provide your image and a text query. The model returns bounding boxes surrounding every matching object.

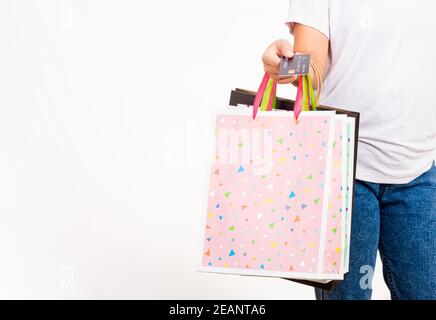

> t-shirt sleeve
[285,0,330,39]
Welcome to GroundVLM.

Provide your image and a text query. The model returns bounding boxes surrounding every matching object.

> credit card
[279,54,311,77]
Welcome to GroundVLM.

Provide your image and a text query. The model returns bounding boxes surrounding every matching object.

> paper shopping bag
[198,108,340,280]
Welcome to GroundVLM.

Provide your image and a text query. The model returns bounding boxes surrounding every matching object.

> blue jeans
[316,161,436,300]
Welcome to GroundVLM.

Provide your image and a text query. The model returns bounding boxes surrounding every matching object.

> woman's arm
[262,23,329,88]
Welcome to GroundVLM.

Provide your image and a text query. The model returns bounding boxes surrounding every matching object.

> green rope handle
[260,78,275,111]
[307,74,317,111]
[302,75,309,112]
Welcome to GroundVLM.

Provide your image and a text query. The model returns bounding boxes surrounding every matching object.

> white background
[0,0,391,299]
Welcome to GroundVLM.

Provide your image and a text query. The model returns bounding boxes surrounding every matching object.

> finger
[265,63,296,82]
[268,73,282,82]
[264,64,279,76]
[277,77,297,85]
[274,39,294,58]
[262,39,294,71]
[268,73,293,83]
[262,49,282,68]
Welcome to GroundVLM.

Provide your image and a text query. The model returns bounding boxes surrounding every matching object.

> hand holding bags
[198,62,359,288]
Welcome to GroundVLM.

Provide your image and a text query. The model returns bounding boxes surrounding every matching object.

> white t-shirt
[286,0,436,184]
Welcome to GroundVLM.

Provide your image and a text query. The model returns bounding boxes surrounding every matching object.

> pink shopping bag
[198,108,342,280]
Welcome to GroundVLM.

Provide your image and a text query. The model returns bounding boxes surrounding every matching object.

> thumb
[275,39,294,58]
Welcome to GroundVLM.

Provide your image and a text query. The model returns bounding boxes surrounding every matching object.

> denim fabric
[316,161,436,300]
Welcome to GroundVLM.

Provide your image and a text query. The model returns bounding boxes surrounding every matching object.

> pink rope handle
[253,72,270,119]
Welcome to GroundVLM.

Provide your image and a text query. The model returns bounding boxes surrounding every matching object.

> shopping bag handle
[294,60,322,119]
[253,59,323,120]
[253,73,277,119]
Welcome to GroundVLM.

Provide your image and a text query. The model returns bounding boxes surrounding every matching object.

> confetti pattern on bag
[201,112,335,276]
